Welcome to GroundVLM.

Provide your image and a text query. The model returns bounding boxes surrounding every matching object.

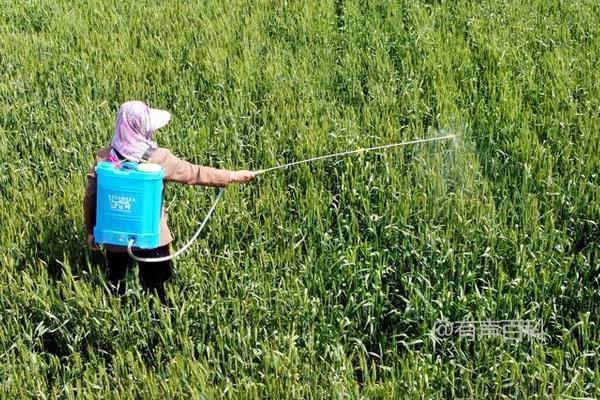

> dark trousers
[105,244,172,304]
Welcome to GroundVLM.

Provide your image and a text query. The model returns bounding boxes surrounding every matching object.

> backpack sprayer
[93,134,455,262]
[94,161,165,249]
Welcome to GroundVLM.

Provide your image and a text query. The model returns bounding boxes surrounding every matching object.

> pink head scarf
[107,101,171,163]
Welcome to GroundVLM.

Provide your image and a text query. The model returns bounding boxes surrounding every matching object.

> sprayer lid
[137,163,162,173]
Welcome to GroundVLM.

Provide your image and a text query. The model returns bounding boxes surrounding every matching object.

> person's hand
[230,170,256,184]
[87,234,100,251]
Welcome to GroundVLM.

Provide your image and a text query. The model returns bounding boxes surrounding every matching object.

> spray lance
[92,134,454,262]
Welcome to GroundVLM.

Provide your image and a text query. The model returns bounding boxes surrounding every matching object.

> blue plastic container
[94,161,164,249]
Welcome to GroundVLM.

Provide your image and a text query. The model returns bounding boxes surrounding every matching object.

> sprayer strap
[140,148,155,163]
[111,147,155,163]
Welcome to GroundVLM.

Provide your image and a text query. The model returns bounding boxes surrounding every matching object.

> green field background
[0,0,598,398]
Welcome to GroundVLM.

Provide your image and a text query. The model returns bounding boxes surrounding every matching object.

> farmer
[83,100,255,304]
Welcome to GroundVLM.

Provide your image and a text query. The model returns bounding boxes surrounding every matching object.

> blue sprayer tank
[93,161,164,249]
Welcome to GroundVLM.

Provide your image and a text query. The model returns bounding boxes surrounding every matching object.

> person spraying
[83,100,256,303]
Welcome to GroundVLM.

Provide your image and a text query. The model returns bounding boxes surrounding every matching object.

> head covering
[107,101,171,163]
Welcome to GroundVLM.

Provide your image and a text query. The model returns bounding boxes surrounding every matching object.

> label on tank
[108,193,137,212]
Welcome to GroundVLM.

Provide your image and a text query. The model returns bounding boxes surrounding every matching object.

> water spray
[125,134,455,262]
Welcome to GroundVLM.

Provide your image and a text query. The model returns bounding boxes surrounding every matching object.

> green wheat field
[0,0,598,398]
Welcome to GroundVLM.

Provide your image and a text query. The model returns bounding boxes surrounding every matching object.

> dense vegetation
[0,0,598,398]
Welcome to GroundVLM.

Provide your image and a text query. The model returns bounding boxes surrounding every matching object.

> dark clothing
[106,244,172,304]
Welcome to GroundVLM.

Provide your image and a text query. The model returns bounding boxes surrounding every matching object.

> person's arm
[157,149,255,186]
[83,167,100,251]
